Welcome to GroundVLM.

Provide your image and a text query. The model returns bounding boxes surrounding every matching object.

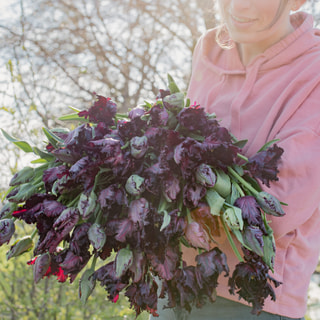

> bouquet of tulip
[0,75,285,316]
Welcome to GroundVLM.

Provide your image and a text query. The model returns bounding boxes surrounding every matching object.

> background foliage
[0,0,319,319]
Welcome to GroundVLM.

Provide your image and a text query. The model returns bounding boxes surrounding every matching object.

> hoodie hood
[199,12,320,75]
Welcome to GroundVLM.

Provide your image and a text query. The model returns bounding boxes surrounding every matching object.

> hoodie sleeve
[262,95,320,240]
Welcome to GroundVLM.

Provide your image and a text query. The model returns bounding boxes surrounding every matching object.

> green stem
[186,208,192,224]
[236,153,249,162]
[90,255,98,271]
[34,181,44,189]
[95,209,103,224]
[30,228,37,240]
[67,194,81,208]
[220,216,244,262]
[233,181,245,197]
[228,167,258,195]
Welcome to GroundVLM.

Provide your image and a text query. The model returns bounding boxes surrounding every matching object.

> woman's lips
[229,13,257,27]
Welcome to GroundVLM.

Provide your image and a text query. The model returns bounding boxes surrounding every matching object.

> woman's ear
[290,0,306,11]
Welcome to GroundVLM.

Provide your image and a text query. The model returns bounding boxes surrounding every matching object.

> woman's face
[218,0,293,47]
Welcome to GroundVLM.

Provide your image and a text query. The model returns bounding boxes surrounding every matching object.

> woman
[152,0,320,319]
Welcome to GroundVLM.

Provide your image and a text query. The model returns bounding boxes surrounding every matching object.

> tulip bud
[256,191,285,217]
[0,202,18,219]
[34,253,51,283]
[195,164,216,188]
[88,223,106,251]
[185,221,210,251]
[53,207,79,229]
[128,198,149,225]
[163,92,185,114]
[163,175,181,202]
[130,136,148,159]
[6,183,38,203]
[125,174,145,196]
[9,166,35,186]
[79,269,96,304]
[223,206,244,231]
[263,231,276,270]
[0,219,15,246]
[78,192,97,220]
[128,105,145,120]
[243,225,264,257]
[115,247,133,278]
[6,236,33,260]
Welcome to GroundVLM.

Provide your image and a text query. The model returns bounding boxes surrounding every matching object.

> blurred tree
[0,0,215,191]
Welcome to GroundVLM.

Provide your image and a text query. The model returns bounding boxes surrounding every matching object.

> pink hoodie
[186,12,320,318]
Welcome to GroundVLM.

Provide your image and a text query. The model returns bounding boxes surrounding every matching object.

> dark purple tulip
[36,208,79,254]
[156,88,170,99]
[162,175,181,202]
[59,250,91,283]
[149,103,169,127]
[183,183,206,208]
[99,185,128,209]
[69,156,91,178]
[115,218,134,243]
[93,261,130,303]
[78,96,117,125]
[64,124,93,149]
[128,249,146,283]
[202,133,239,169]
[88,137,124,166]
[174,138,203,180]
[117,117,147,139]
[69,223,91,256]
[0,219,15,246]
[43,200,67,218]
[144,127,167,149]
[43,165,69,191]
[33,253,51,283]
[125,279,159,317]
[174,137,202,166]
[246,144,284,187]
[128,105,146,120]
[228,248,281,315]
[149,246,180,281]
[164,266,198,312]
[53,208,79,230]
[243,226,264,256]
[195,247,229,283]
[195,163,216,187]
[177,105,209,134]
[185,221,210,251]
[128,198,149,226]
[234,196,266,232]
